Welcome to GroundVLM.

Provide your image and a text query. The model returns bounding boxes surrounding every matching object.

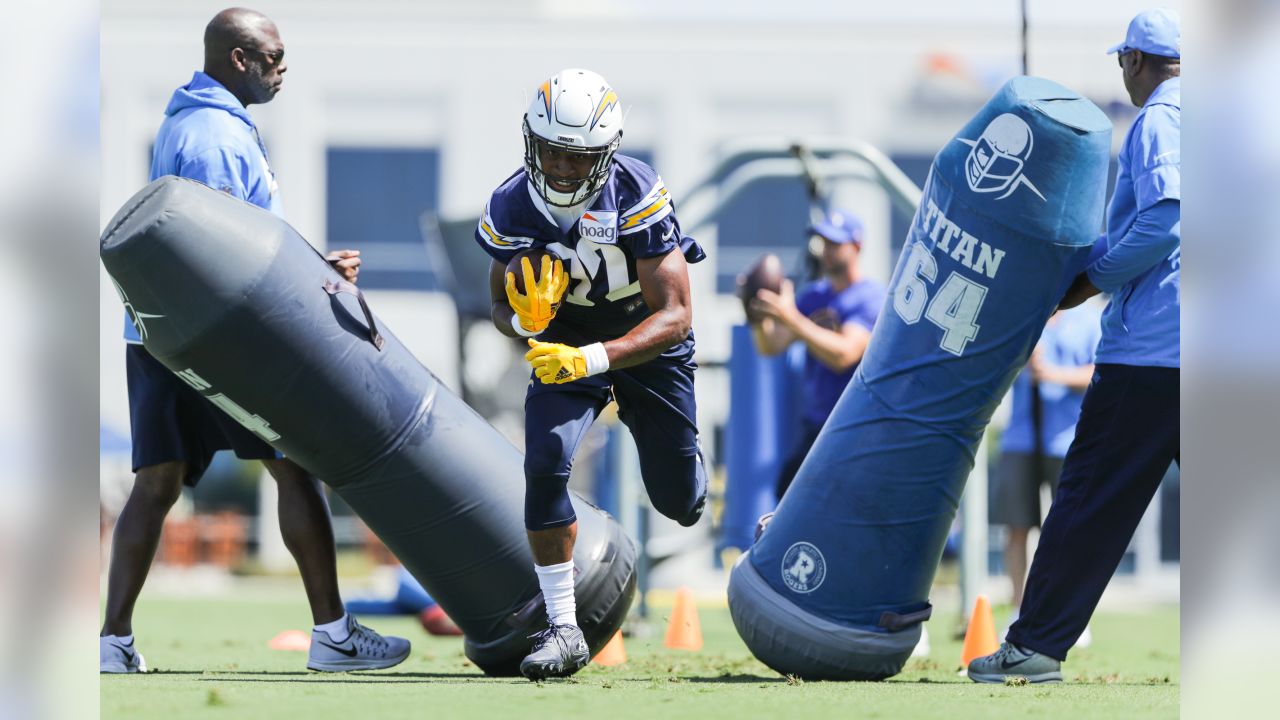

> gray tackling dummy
[100,176,636,675]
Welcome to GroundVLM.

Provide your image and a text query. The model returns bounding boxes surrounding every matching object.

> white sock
[314,613,351,642]
[104,634,133,645]
[535,561,577,627]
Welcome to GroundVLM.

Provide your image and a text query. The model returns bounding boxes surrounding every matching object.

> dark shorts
[991,451,1064,528]
[523,351,706,527]
[126,344,280,486]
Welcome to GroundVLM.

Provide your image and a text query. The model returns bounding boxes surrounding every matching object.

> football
[506,247,559,295]
[737,252,784,322]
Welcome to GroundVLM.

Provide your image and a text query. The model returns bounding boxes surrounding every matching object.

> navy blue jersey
[475,154,705,342]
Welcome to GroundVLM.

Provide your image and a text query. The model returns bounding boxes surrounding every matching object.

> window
[326,147,441,290]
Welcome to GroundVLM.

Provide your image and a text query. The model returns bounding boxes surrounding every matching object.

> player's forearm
[603,307,691,370]
[491,302,523,339]
[1041,363,1095,391]
[750,318,792,356]
[1085,199,1180,292]
[785,315,862,372]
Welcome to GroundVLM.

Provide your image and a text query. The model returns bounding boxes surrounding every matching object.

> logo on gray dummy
[956,113,1045,201]
[781,541,826,594]
[111,276,164,341]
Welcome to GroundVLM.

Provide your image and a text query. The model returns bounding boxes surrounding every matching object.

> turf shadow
[682,674,784,684]
[192,670,490,682]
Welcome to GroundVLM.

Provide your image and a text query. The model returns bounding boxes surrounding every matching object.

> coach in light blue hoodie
[969,9,1181,684]
[150,69,284,217]
[102,8,404,678]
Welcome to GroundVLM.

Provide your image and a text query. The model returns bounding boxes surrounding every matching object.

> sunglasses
[244,47,285,65]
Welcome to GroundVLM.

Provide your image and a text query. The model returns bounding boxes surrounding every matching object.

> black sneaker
[519,624,590,680]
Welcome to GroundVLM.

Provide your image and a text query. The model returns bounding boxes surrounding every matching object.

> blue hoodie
[1085,77,1180,368]
[124,72,283,343]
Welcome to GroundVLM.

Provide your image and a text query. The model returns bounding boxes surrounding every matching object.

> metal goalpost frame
[679,139,923,234]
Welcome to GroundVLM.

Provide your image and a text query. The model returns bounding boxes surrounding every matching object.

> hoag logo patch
[579,211,618,244]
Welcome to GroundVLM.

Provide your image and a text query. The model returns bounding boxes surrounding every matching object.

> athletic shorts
[990,451,1063,529]
[522,348,705,527]
[126,344,280,486]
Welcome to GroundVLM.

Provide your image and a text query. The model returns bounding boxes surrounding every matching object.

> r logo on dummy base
[781,542,827,594]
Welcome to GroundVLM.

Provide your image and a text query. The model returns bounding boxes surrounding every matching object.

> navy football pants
[1007,364,1179,660]
[523,355,707,531]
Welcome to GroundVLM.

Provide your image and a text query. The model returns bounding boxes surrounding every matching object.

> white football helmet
[523,68,623,207]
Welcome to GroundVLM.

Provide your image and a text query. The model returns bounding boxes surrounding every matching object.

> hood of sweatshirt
[164,72,254,128]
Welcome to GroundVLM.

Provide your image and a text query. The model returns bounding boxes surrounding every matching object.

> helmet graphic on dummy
[963,113,1041,200]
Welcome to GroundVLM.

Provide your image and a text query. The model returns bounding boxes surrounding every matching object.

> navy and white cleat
[520,624,591,680]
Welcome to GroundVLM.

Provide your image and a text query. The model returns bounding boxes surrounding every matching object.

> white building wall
[100,0,1178,438]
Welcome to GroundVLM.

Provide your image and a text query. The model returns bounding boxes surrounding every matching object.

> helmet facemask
[962,113,1036,198]
[523,116,621,207]
[966,137,1025,194]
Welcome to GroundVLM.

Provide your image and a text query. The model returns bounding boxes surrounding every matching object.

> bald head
[202,7,287,107]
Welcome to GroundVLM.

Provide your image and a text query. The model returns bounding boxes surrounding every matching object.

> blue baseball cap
[1107,9,1180,59]
[809,210,864,245]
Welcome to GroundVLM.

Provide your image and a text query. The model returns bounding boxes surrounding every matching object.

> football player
[474,68,708,680]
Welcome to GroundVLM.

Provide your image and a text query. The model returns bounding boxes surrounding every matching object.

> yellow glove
[525,339,610,385]
[505,255,568,334]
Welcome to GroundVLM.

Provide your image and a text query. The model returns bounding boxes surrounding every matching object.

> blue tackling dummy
[728,77,1112,680]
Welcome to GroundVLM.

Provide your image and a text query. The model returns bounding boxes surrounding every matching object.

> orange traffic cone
[664,586,703,651]
[592,630,627,666]
[960,595,999,668]
[268,630,311,651]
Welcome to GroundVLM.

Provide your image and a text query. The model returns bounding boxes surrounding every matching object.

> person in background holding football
[474,68,708,681]
[746,210,886,499]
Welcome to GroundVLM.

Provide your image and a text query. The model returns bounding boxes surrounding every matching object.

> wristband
[511,314,540,338]
[581,342,610,376]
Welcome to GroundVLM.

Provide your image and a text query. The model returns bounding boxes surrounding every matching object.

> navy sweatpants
[1007,363,1179,660]
[522,352,707,531]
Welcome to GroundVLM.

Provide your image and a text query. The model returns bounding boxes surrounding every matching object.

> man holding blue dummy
[970,8,1181,683]
[728,71,1114,678]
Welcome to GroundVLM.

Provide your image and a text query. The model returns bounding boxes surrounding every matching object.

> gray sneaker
[100,635,147,674]
[520,624,590,680]
[968,641,1062,683]
[307,615,411,672]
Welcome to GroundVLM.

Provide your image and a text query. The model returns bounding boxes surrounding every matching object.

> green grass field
[101,590,1178,719]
